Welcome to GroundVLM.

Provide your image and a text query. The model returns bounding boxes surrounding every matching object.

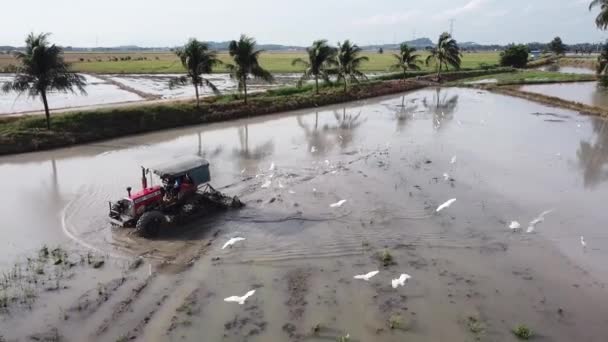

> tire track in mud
[95,274,156,336]
[61,189,130,260]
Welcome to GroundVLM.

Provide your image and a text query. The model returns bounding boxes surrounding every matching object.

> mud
[1,87,608,341]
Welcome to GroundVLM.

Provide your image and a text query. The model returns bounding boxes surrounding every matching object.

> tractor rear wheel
[134,211,165,238]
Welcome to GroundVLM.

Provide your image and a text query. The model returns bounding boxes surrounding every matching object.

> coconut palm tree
[390,43,422,82]
[425,32,462,81]
[169,38,221,108]
[334,40,369,92]
[590,0,608,29]
[596,41,608,77]
[291,40,337,94]
[1,33,86,129]
[226,35,274,104]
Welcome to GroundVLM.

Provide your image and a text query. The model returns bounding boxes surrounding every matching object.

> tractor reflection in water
[108,156,243,237]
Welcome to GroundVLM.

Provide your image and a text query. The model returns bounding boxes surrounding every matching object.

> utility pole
[449,19,455,36]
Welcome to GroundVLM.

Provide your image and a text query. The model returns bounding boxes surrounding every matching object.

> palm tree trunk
[41,90,51,130]
[343,78,347,92]
[315,76,319,95]
[243,76,248,104]
[437,61,442,81]
[194,83,200,108]
[403,68,407,83]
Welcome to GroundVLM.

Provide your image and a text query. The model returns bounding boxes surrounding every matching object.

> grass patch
[512,324,533,340]
[453,70,596,86]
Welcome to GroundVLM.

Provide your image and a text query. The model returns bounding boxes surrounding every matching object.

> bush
[500,45,530,68]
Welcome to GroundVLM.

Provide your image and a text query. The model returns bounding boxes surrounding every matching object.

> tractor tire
[134,211,165,238]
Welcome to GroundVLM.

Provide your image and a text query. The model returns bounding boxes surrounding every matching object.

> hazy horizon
[3,0,607,47]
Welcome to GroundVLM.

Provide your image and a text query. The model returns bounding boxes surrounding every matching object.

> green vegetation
[168,39,221,107]
[467,315,484,335]
[335,40,369,91]
[390,43,422,82]
[292,40,337,94]
[500,45,530,68]
[380,249,394,267]
[548,37,566,55]
[426,32,462,80]
[337,334,350,342]
[0,51,501,74]
[0,246,105,313]
[455,70,596,85]
[226,35,274,103]
[512,324,533,340]
[589,0,608,30]
[1,33,86,129]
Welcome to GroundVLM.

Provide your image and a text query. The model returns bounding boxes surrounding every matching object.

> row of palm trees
[2,32,462,129]
[175,33,461,106]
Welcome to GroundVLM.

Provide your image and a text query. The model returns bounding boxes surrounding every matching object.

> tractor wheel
[134,211,165,238]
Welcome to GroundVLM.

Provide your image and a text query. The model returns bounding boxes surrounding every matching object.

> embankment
[488,85,608,117]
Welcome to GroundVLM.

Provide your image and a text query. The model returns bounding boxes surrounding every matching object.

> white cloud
[355,10,421,26]
[433,0,490,20]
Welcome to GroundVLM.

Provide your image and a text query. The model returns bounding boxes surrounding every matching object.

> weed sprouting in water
[337,333,350,342]
[512,324,533,340]
[39,245,49,260]
[467,315,484,335]
[116,335,129,342]
[0,245,106,313]
[380,249,395,267]
[389,314,404,329]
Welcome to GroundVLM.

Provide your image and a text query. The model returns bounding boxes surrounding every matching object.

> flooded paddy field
[519,81,608,109]
[0,74,142,115]
[0,73,385,115]
[1,88,608,341]
[534,65,596,75]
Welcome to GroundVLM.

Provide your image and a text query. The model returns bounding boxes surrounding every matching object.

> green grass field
[454,70,597,85]
[1,51,500,74]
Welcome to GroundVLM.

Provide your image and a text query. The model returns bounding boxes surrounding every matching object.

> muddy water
[535,65,596,75]
[519,81,608,108]
[1,88,608,341]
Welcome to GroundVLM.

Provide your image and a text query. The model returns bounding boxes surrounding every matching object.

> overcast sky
[3,0,607,47]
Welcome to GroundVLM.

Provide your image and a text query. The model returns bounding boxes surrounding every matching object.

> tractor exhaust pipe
[126,187,132,197]
[141,167,148,189]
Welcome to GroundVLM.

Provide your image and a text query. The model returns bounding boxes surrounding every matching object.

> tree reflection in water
[422,88,459,130]
[577,118,608,188]
[233,124,274,173]
[196,132,223,159]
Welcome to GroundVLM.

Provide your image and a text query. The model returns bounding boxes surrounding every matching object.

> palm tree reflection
[422,88,459,130]
[297,111,332,155]
[331,107,366,148]
[577,118,608,188]
[196,132,223,159]
[233,124,274,172]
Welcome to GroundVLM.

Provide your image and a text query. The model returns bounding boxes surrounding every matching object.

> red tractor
[109,156,242,237]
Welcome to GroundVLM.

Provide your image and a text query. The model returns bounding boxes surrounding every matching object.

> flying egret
[330,200,347,208]
[224,290,256,305]
[436,199,456,212]
[354,270,379,281]
[222,237,245,249]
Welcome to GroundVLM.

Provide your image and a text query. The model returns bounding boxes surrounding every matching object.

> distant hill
[362,38,435,51]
